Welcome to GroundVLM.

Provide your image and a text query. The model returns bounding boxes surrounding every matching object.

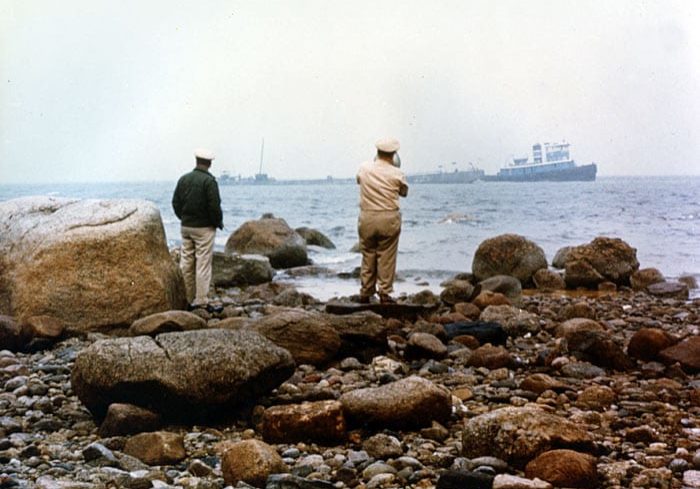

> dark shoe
[358,295,371,304]
[379,294,396,304]
[206,304,224,314]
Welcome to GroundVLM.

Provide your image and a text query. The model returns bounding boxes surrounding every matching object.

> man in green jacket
[172,149,224,309]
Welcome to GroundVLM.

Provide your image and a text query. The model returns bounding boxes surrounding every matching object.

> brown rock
[630,267,665,290]
[473,291,511,310]
[406,332,447,359]
[221,439,287,487]
[678,275,698,290]
[533,268,566,291]
[659,336,700,372]
[262,400,346,443]
[479,275,523,306]
[472,234,548,286]
[563,237,639,288]
[627,328,677,362]
[576,385,616,410]
[98,403,162,437]
[556,318,605,342]
[340,376,451,429]
[123,431,186,465]
[129,311,207,336]
[453,335,481,349]
[625,426,657,443]
[434,312,468,324]
[559,302,597,321]
[0,197,186,332]
[467,344,512,369]
[251,309,341,366]
[558,321,632,371]
[454,302,482,320]
[462,407,595,468]
[525,449,598,488]
[363,433,403,459]
[520,373,570,394]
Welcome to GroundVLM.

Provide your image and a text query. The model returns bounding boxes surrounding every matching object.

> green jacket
[172,167,223,229]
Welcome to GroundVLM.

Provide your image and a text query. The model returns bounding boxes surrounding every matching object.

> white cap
[375,138,400,153]
[194,148,215,161]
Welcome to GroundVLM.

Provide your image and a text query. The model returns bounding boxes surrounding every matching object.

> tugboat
[485,142,597,182]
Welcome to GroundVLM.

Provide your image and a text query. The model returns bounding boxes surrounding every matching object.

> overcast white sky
[1,0,699,183]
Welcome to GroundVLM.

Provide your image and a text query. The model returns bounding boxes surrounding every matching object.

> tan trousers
[180,226,216,305]
[358,210,401,296]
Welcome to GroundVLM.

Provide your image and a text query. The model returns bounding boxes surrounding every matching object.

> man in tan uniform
[356,138,409,304]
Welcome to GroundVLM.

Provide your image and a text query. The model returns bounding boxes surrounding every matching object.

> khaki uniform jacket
[356,159,409,211]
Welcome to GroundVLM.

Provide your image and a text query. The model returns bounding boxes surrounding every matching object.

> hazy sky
[1,0,699,183]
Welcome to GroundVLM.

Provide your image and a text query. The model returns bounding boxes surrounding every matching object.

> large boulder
[71,329,295,421]
[340,376,451,429]
[462,407,595,468]
[472,234,547,286]
[225,215,308,269]
[0,197,186,332]
[564,237,639,288]
[212,252,274,287]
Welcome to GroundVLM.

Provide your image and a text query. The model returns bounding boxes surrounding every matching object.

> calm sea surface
[1,176,698,300]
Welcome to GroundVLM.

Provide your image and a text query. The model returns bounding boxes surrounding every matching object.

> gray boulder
[225,215,308,269]
[71,329,295,421]
[472,234,547,286]
[0,197,186,332]
[213,252,274,287]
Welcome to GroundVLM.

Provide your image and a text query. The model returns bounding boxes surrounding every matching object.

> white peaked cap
[375,138,400,153]
[194,148,215,161]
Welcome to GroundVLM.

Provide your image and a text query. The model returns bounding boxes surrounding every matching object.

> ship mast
[258,138,265,175]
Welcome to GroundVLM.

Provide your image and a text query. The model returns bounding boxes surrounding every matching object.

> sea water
[1,176,698,300]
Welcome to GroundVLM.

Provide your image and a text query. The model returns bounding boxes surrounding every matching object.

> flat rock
[128,310,207,336]
[493,474,552,489]
[98,403,162,437]
[325,301,436,321]
[647,281,689,299]
[340,376,451,429]
[71,329,295,420]
[479,305,539,337]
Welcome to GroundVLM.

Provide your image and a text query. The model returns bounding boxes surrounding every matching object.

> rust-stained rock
[262,400,345,443]
[627,328,677,362]
[525,449,598,488]
[472,234,547,286]
[221,439,287,487]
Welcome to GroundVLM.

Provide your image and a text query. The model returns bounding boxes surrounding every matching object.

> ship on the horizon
[406,162,484,184]
[484,141,597,182]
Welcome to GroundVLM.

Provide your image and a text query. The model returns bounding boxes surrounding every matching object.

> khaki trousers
[180,226,216,305]
[358,210,401,296]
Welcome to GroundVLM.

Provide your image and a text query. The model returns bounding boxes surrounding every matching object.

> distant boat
[219,138,276,185]
[406,163,485,184]
[483,142,597,182]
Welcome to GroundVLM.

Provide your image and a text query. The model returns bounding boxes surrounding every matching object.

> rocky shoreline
[1,198,699,489]
[1,281,699,489]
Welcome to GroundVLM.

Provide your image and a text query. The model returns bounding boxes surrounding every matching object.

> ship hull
[406,169,484,184]
[483,163,597,182]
